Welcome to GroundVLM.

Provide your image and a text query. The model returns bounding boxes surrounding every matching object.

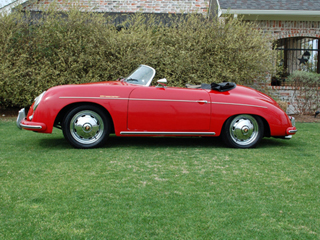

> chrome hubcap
[229,115,259,146]
[70,110,104,144]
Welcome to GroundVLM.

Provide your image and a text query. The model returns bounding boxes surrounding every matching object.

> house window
[273,37,320,86]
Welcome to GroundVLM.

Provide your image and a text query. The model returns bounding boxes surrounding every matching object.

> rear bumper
[286,127,297,135]
[284,127,297,139]
[16,108,47,131]
[284,116,297,139]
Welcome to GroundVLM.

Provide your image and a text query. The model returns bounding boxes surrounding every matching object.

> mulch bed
[0,107,21,118]
[1,107,320,123]
[291,114,320,123]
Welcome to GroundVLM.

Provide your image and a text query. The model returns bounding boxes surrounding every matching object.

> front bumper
[16,108,46,131]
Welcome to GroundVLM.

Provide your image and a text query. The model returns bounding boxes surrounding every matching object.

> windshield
[124,65,156,86]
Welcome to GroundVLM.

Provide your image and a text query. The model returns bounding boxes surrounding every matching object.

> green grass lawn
[0,118,319,239]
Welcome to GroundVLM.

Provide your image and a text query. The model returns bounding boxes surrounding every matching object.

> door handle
[197,100,208,104]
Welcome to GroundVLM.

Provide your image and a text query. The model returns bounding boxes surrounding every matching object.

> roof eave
[219,9,320,17]
[0,0,29,15]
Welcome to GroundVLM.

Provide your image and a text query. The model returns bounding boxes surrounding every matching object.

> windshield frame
[124,65,156,87]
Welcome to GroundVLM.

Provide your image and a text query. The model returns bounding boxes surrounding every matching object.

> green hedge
[0,7,275,107]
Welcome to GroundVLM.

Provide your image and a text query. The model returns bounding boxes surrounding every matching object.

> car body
[17,65,297,148]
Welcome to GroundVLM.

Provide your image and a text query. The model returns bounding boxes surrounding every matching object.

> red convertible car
[17,65,297,148]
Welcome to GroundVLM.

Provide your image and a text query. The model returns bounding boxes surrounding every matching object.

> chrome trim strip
[130,98,204,103]
[289,130,297,134]
[20,124,42,130]
[197,100,208,104]
[60,97,128,100]
[120,131,216,135]
[59,97,207,104]
[210,102,268,109]
[60,97,266,108]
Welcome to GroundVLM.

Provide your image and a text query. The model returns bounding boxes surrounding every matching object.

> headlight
[33,91,46,111]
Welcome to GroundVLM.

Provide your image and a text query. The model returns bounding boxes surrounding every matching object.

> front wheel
[222,115,264,148]
[62,105,110,148]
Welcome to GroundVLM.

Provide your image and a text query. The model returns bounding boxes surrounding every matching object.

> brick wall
[255,20,320,40]
[268,86,296,114]
[269,85,320,114]
[25,0,209,14]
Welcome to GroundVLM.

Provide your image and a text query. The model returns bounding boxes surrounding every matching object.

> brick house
[1,0,210,14]
[217,0,320,76]
[216,0,320,113]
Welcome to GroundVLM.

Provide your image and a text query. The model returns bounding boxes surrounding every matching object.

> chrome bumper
[16,108,26,130]
[284,116,297,139]
[16,108,44,130]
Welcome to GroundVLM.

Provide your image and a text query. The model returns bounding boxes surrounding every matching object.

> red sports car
[17,65,297,148]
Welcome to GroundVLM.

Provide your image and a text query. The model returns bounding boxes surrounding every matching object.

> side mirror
[157,78,167,84]
[156,78,167,88]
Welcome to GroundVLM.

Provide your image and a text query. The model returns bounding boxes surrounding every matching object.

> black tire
[62,105,110,148]
[222,114,264,148]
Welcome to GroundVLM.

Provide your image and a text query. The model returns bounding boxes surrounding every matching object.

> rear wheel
[222,114,264,148]
[62,105,110,148]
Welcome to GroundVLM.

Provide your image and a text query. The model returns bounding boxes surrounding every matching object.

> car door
[127,86,211,131]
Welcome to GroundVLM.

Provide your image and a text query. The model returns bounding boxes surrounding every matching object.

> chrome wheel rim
[229,115,259,146]
[70,110,104,145]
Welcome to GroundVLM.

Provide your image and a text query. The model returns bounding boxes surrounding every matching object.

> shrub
[286,71,320,114]
[0,4,275,107]
[276,100,288,113]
